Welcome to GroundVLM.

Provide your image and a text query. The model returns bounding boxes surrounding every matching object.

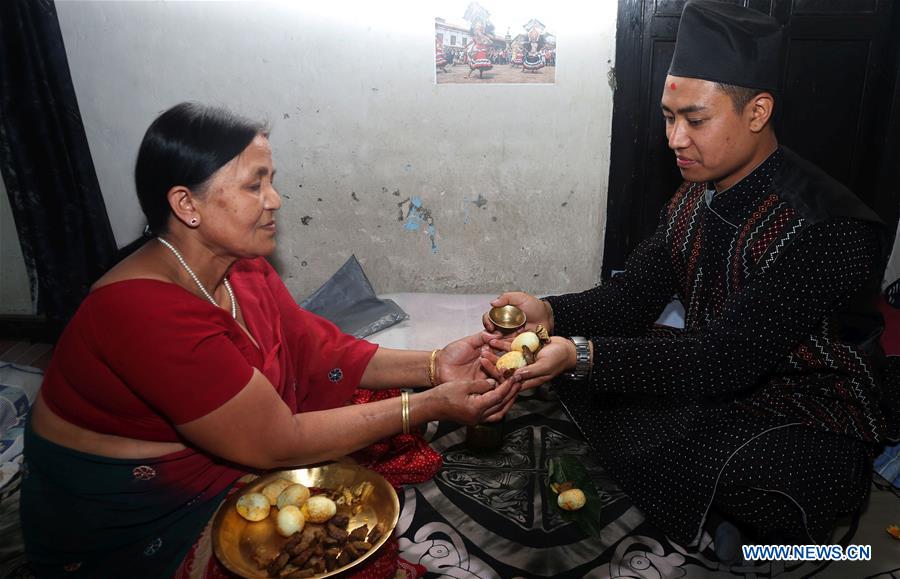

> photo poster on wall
[435,1,556,85]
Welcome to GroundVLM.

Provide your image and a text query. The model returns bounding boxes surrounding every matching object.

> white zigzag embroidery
[665,185,695,243]
[725,233,737,298]
[809,335,836,368]
[811,393,844,431]
[680,192,704,259]
[794,394,821,423]
[743,204,783,279]
[687,266,704,323]
[841,343,879,435]
[759,218,805,274]
[809,333,872,437]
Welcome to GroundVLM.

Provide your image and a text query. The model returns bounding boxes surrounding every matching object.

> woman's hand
[436,331,501,384]
[482,292,553,334]
[509,336,576,391]
[428,376,521,425]
[478,334,513,382]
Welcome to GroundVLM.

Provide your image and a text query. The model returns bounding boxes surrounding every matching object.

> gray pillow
[299,255,408,339]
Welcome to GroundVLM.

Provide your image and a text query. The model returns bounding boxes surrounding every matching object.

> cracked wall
[57,0,617,298]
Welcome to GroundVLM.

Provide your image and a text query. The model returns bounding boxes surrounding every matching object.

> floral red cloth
[349,389,443,487]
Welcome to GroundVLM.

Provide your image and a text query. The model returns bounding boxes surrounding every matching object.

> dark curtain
[0,0,117,324]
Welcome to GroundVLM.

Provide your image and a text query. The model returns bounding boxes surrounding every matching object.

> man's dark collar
[708,147,783,204]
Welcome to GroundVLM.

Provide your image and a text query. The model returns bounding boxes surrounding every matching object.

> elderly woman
[21,102,517,577]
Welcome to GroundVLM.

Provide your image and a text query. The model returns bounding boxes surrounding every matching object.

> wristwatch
[562,336,591,381]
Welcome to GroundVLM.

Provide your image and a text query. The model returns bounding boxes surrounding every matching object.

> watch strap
[562,336,590,380]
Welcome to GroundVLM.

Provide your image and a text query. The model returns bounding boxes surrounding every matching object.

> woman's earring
[190,217,199,226]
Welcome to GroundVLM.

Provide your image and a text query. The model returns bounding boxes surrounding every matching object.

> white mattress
[368,293,498,350]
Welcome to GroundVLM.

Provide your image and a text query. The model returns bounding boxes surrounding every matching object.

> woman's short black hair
[134,102,268,235]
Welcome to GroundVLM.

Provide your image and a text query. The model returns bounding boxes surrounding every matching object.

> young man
[485,0,888,553]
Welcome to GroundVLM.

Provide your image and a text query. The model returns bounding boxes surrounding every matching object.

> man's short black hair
[715,83,778,114]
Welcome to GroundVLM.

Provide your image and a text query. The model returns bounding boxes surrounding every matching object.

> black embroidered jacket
[547,147,887,543]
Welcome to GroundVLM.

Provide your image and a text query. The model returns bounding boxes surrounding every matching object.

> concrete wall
[0,176,34,315]
[56,0,617,299]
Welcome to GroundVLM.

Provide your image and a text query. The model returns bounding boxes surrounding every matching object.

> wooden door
[604,0,900,277]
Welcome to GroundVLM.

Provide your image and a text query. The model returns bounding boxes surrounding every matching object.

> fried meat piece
[348,524,368,542]
[336,549,353,567]
[367,522,386,544]
[288,547,314,569]
[324,547,341,571]
[327,522,350,543]
[283,534,303,551]
[290,524,326,555]
[351,541,372,551]
[308,556,326,574]
[266,552,290,577]
[330,513,351,529]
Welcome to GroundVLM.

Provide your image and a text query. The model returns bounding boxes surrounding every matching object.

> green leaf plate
[547,454,604,537]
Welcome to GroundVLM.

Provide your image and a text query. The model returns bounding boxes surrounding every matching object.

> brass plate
[212,459,399,578]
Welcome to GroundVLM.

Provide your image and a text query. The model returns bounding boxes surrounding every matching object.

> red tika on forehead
[670,82,677,90]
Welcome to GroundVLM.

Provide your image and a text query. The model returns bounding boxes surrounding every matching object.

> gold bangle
[401,391,410,435]
[428,348,440,387]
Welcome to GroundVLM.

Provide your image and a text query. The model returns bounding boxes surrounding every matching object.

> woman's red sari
[23,258,402,577]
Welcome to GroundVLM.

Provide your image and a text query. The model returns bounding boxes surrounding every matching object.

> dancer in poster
[436,35,448,73]
[466,22,494,78]
[522,24,545,73]
[511,45,524,67]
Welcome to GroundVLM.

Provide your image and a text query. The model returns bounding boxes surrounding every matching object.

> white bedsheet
[368,293,497,350]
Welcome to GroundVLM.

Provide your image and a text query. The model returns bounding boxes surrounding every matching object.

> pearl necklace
[157,237,236,319]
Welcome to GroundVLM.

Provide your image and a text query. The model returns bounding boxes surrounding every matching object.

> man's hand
[482,292,553,334]
[509,336,576,391]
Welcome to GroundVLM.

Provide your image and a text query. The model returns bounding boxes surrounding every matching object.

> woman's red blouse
[41,257,378,441]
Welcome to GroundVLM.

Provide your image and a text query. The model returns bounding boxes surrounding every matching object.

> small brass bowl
[488,305,526,333]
